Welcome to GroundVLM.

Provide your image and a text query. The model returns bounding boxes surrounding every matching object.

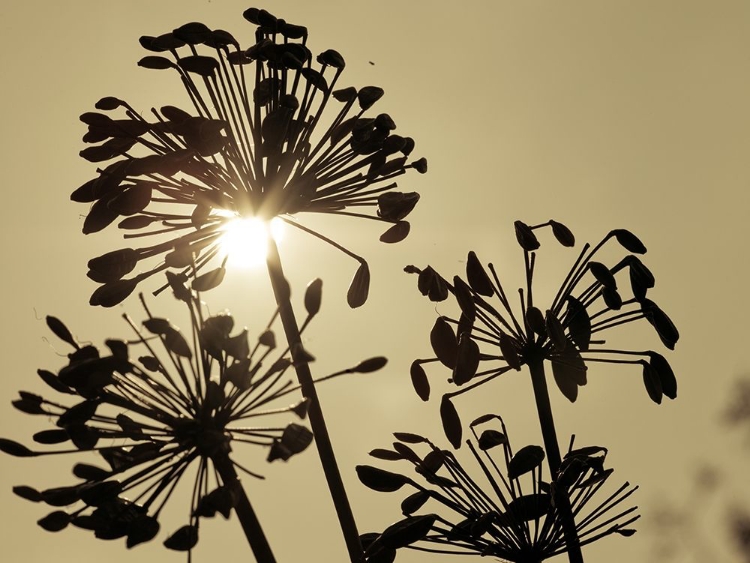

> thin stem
[527,356,585,563]
[211,450,276,563]
[265,235,363,563]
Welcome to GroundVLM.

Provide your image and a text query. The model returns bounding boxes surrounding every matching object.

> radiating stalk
[212,450,276,563]
[527,356,584,563]
[265,236,363,563]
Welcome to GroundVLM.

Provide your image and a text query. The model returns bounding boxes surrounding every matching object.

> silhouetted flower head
[357,415,638,563]
[1,280,386,553]
[74,7,427,307]
[407,220,679,444]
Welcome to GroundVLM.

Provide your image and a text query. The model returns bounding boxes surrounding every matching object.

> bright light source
[219,216,285,269]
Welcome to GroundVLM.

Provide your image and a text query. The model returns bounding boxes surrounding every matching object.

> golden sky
[1,1,749,562]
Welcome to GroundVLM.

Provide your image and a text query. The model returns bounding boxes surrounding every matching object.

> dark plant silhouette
[75,8,426,308]
[357,415,638,563]
[405,220,678,562]
[1,282,386,561]
[71,8,427,561]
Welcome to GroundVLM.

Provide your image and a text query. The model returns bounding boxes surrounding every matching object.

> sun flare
[219,216,285,269]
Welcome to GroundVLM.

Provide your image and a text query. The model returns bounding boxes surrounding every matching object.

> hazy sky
[1,1,749,562]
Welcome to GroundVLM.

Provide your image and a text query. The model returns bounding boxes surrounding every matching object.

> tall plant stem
[527,356,584,563]
[212,450,276,563]
[265,236,363,563]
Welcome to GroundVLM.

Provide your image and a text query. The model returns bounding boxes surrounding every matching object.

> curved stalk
[265,236,363,563]
[527,356,585,563]
[212,450,276,563]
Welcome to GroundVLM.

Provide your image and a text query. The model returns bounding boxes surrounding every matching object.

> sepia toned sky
[1,1,749,562]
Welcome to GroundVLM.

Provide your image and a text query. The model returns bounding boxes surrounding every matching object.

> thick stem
[527,356,585,563]
[265,236,363,563]
[212,450,276,563]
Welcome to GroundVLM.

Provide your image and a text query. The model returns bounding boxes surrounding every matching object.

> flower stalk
[265,235,363,563]
[528,356,584,563]
[211,451,276,563]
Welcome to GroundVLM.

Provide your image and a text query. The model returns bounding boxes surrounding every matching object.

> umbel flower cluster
[1,280,386,554]
[74,7,426,309]
[357,415,638,563]
[407,220,679,447]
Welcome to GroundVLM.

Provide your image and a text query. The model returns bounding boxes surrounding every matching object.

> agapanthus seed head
[74,7,426,308]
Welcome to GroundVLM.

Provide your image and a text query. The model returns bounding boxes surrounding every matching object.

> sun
[218,216,285,269]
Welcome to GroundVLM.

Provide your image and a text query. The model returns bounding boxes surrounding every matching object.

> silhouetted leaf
[499,332,521,370]
[143,318,171,335]
[173,22,212,44]
[353,357,388,373]
[377,192,419,222]
[514,220,540,251]
[466,251,494,296]
[38,368,75,394]
[108,183,152,215]
[392,443,421,464]
[38,511,71,532]
[73,463,111,481]
[430,317,457,369]
[417,266,449,302]
[87,249,139,283]
[440,396,462,449]
[89,278,138,307]
[508,445,545,479]
[41,486,81,506]
[628,257,655,302]
[164,525,198,551]
[551,347,587,403]
[649,352,677,399]
[358,86,384,110]
[317,48,345,68]
[33,429,69,445]
[178,55,219,76]
[545,310,568,350]
[13,485,42,502]
[356,465,409,492]
[565,296,591,351]
[616,528,637,537]
[612,229,647,254]
[401,491,430,515]
[507,493,551,521]
[641,299,679,350]
[393,432,428,444]
[347,262,370,308]
[642,361,663,404]
[525,307,546,336]
[379,221,410,243]
[478,430,507,451]
[369,449,403,461]
[410,361,430,401]
[138,56,174,70]
[602,286,623,310]
[191,267,225,292]
[589,261,617,290]
[46,317,77,349]
[379,514,437,549]
[194,486,236,519]
[304,278,323,316]
[550,220,575,247]
[83,196,121,234]
[80,480,122,506]
[58,400,99,427]
[453,277,476,321]
[0,438,35,457]
[163,327,192,358]
[127,515,160,548]
[453,333,479,385]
